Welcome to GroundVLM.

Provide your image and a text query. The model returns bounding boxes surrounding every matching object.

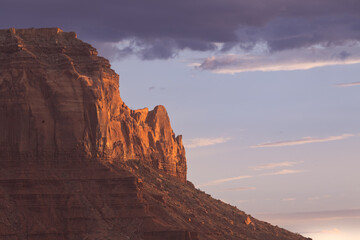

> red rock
[0,28,311,240]
[0,27,186,182]
[245,216,252,225]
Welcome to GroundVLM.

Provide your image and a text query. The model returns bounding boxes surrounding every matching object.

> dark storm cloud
[1,0,360,59]
[337,51,351,60]
[235,15,360,52]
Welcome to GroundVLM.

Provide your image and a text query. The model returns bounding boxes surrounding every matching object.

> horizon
[1,1,360,239]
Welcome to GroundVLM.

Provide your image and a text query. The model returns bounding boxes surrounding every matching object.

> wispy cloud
[198,175,252,187]
[321,228,341,234]
[336,81,360,87]
[255,209,360,222]
[283,198,296,201]
[307,194,331,201]
[250,134,354,148]
[224,187,256,192]
[196,43,360,74]
[198,166,305,188]
[307,196,321,201]
[184,137,230,148]
[261,169,305,176]
[250,161,303,170]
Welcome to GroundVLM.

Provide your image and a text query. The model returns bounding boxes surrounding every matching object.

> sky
[1,1,360,239]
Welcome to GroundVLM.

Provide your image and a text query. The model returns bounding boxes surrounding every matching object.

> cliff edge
[0,27,186,181]
[0,28,310,240]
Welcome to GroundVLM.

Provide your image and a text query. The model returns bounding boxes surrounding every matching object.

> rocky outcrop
[123,160,311,240]
[0,27,186,181]
[0,28,310,240]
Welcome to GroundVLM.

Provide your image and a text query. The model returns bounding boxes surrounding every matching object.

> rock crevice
[0,28,310,240]
[0,27,186,182]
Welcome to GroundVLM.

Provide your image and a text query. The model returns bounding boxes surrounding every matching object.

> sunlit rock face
[0,28,186,181]
[0,28,311,240]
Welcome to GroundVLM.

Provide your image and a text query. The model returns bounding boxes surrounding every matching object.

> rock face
[0,28,186,181]
[0,28,311,240]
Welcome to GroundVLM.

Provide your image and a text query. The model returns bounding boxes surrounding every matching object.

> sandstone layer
[0,28,186,181]
[0,28,311,240]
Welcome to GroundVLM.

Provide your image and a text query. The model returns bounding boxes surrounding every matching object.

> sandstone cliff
[0,28,186,181]
[0,28,310,240]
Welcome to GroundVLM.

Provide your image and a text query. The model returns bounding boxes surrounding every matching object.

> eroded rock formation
[0,28,186,181]
[0,28,311,240]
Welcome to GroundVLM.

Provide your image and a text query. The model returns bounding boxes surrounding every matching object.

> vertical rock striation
[0,28,311,240]
[0,28,186,181]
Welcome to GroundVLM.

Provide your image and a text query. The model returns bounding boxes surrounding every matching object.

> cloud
[184,137,230,148]
[199,168,304,188]
[224,187,256,192]
[307,196,321,201]
[261,169,305,176]
[1,0,360,60]
[321,228,341,234]
[250,161,303,170]
[307,194,331,201]
[255,209,360,222]
[197,43,360,73]
[282,198,296,201]
[250,134,354,148]
[336,82,360,87]
[198,165,304,188]
[198,175,252,187]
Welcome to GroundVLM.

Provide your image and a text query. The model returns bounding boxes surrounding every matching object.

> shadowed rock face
[0,28,186,181]
[0,28,311,240]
